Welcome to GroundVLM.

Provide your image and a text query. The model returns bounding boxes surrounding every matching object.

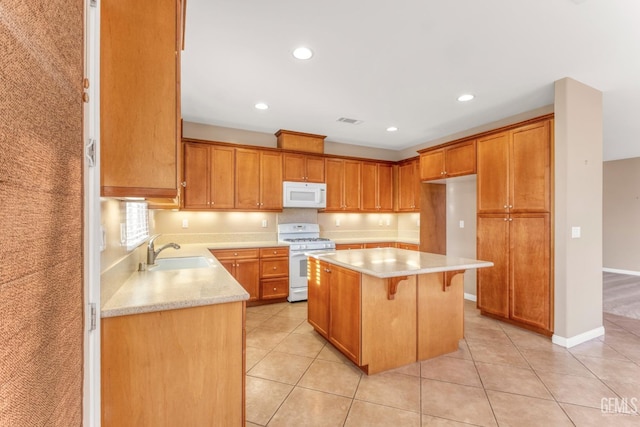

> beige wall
[603,157,640,273]
[554,77,603,341]
[445,177,478,296]
[183,121,400,161]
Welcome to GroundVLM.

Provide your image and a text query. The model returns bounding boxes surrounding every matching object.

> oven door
[288,249,330,302]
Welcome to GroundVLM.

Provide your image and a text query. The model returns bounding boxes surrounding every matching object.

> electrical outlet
[459,220,465,228]
[335,219,340,227]
[182,219,189,229]
[386,218,391,226]
[261,219,268,228]
[571,226,581,238]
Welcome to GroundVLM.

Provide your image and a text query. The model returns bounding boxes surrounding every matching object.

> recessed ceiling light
[386,126,398,132]
[457,94,475,102]
[254,102,269,110]
[293,47,313,60]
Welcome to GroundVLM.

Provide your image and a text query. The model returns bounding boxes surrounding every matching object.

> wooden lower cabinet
[335,243,364,250]
[396,242,419,251]
[308,259,465,374]
[212,247,289,304]
[210,249,260,301]
[328,264,361,364]
[101,302,245,426]
[477,213,551,333]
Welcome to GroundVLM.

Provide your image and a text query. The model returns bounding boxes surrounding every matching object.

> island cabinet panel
[183,143,235,209]
[307,257,330,338]
[361,275,417,374]
[417,273,464,360]
[283,153,325,182]
[100,0,181,198]
[328,265,362,364]
[101,302,245,426]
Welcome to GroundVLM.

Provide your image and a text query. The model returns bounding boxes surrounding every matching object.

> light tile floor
[245,301,640,426]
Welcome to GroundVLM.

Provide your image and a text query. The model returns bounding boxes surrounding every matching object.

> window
[123,201,149,250]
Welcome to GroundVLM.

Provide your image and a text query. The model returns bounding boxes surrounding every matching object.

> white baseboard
[552,326,605,348]
[603,267,640,277]
[464,293,477,302]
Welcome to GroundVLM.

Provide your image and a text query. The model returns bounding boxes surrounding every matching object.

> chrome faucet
[147,234,181,265]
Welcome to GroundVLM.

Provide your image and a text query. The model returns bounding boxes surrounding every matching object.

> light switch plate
[459,220,465,228]
[571,226,581,238]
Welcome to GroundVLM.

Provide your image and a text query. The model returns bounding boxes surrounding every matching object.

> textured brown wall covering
[0,1,84,425]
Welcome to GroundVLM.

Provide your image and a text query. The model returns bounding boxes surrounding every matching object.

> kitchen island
[307,248,493,374]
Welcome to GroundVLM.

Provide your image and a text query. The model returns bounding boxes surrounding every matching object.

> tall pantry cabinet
[476,119,553,334]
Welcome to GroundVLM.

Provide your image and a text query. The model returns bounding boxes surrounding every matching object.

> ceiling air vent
[337,117,363,125]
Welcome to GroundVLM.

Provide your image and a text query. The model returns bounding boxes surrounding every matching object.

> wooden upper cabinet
[183,143,234,210]
[477,120,551,214]
[510,121,551,213]
[324,158,361,211]
[361,162,393,212]
[397,159,420,211]
[283,153,325,182]
[419,140,476,182]
[477,132,510,213]
[420,150,446,182]
[101,0,181,198]
[260,150,283,210]
[235,148,282,210]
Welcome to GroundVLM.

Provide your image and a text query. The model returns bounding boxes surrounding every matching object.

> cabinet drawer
[363,242,395,249]
[210,248,260,260]
[260,247,289,258]
[336,244,363,250]
[261,278,289,299]
[396,243,419,251]
[260,258,289,278]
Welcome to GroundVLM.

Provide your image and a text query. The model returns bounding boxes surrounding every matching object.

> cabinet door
[360,162,378,211]
[325,158,344,211]
[282,153,306,182]
[477,215,510,319]
[260,278,289,300]
[305,156,325,182]
[477,132,509,213]
[510,214,550,330]
[217,259,235,276]
[510,121,550,213]
[307,258,329,338]
[210,146,235,209]
[329,265,361,364]
[183,143,210,209]
[398,161,416,211]
[378,163,394,211]
[235,258,260,301]
[100,0,178,197]
[260,151,283,210]
[420,150,444,181]
[445,140,476,177]
[343,160,361,211]
[235,149,261,209]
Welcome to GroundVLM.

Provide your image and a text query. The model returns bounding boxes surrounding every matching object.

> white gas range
[277,223,336,302]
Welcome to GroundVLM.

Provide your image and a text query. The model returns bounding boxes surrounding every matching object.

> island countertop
[308,248,493,278]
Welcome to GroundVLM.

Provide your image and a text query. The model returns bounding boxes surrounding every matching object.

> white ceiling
[181,0,640,161]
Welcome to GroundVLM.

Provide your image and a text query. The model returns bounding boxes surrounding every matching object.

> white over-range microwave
[282,181,327,208]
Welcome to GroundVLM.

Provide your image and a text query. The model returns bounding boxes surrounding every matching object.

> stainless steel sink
[148,256,212,271]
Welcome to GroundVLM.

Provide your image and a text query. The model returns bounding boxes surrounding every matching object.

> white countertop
[101,244,251,318]
[308,248,493,278]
